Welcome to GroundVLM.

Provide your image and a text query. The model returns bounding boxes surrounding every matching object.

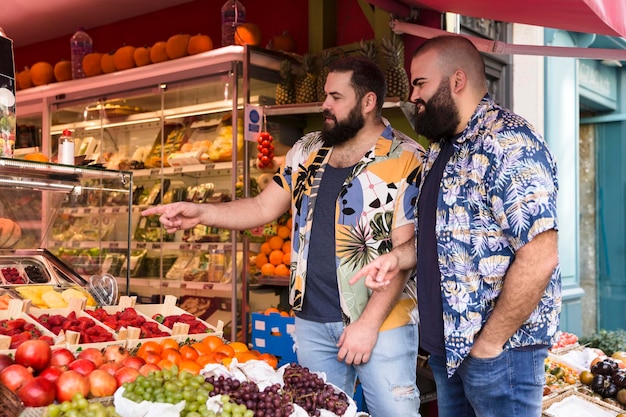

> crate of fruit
[542,386,625,416]
[251,311,296,367]
[85,296,174,349]
[27,301,124,352]
[134,295,223,342]
[0,299,59,352]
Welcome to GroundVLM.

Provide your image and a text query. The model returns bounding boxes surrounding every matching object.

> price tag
[109,242,119,249]
[204,164,215,171]
[179,244,191,250]
[203,284,214,290]
[70,208,79,214]
[136,243,147,249]
[150,168,161,175]
[161,282,169,288]
[192,244,202,250]
[111,207,120,214]
[173,167,183,173]
[180,283,187,289]
[84,208,91,214]
[152,243,162,250]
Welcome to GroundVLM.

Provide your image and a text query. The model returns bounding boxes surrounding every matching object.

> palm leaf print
[337,221,377,269]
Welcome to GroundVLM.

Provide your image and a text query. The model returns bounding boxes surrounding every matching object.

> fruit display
[86,307,171,340]
[544,356,580,395]
[15,285,97,309]
[0,316,55,349]
[31,310,117,344]
[254,216,292,279]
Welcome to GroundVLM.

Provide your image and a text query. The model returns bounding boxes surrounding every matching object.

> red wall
[14,0,377,71]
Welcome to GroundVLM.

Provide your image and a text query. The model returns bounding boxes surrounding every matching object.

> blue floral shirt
[417,94,562,376]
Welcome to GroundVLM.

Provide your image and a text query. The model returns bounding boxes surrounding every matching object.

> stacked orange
[256,219,292,277]
[134,336,279,374]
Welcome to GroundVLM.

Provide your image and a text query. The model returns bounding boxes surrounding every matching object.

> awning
[367,0,626,39]
[367,0,626,60]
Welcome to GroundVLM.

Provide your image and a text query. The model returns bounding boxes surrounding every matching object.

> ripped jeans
[294,317,421,417]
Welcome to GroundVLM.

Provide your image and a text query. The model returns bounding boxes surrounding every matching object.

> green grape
[47,404,61,417]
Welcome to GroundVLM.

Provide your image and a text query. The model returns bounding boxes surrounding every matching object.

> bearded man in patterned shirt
[351,35,561,417]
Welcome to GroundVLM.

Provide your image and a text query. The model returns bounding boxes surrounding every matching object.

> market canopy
[367,0,626,59]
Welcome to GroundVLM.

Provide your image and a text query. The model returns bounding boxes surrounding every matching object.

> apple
[68,358,96,376]
[139,363,160,377]
[115,366,141,385]
[17,376,56,407]
[88,369,118,397]
[122,356,146,370]
[39,366,64,383]
[50,348,75,368]
[99,362,123,376]
[0,363,33,392]
[56,370,90,403]
[104,345,129,364]
[78,347,105,368]
[15,339,52,372]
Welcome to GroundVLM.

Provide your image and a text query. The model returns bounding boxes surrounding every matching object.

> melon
[0,218,21,248]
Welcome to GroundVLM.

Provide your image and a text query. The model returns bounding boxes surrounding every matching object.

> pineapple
[275,59,296,105]
[356,39,377,62]
[316,47,344,102]
[380,35,410,101]
[295,53,318,103]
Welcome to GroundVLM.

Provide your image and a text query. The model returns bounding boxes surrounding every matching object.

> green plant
[580,329,626,356]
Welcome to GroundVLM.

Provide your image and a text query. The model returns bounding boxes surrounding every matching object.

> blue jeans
[427,346,548,417]
[294,317,421,417]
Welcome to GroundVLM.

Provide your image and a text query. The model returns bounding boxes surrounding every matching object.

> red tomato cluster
[257,131,275,169]
[551,331,579,350]
[32,311,115,343]
[86,307,171,339]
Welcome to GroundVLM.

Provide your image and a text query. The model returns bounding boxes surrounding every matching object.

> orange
[268,236,284,251]
[260,242,272,255]
[196,354,214,367]
[179,359,202,375]
[269,250,285,266]
[283,251,291,265]
[255,253,268,268]
[206,351,229,364]
[180,345,199,361]
[260,263,276,276]
[157,359,175,370]
[228,341,249,353]
[235,351,258,363]
[285,217,293,229]
[202,335,225,352]
[279,311,290,317]
[277,225,291,240]
[258,353,278,369]
[191,342,212,355]
[138,341,162,356]
[282,240,291,254]
[215,344,235,358]
[143,351,162,365]
[161,348,182,365]
[274,264,290,277]
[160,338,179,351]
[264,307,280,315]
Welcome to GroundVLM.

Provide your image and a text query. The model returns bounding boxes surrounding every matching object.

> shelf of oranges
[253,216,292,281]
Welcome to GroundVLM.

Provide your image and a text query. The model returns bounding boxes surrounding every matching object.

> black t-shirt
[297,164,354,322]
[417,138,456,355]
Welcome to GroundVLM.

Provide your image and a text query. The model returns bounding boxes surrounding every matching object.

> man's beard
[413,78,460,142]
[321,104,365,147]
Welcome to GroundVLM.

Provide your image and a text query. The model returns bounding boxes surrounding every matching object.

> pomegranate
[88,369,118,397]
[99,362,123,376]
[68,358,96,376]
[115,366,141,385]
[14,339,52,372]
[0,364,34,392]
[78,348,105,368]
[17,376,56,407]
[122,356,146,370]
[55,370,90,403]
[50,348,75,368]
[0,354,14,372]
[139,363,160,377]
[39,366,64,383]
[104,345,129,364]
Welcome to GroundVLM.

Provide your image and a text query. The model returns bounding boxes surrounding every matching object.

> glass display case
[14,46,290,341]
[0,158,132,307]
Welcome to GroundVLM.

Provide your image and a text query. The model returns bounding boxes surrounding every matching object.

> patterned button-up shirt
[274,122,424,330]
[417,94,561,376]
